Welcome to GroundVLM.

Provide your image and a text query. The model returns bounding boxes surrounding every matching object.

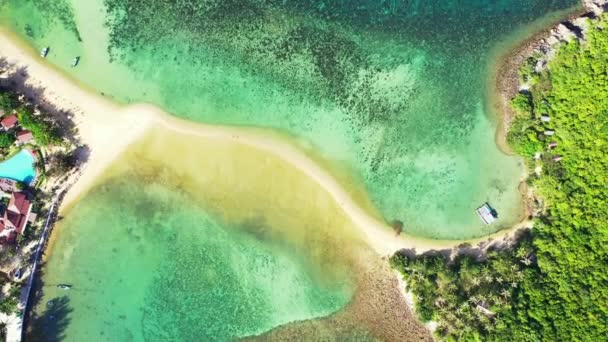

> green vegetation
[393,15,608,341]
[391,233,535,339]
[0,92,18,112]
[0,132,15,148]
[0,282,24,316]
[16,107,61,145]
[518,54,543,84]
[0,287,19,314]
[0,89,62,146]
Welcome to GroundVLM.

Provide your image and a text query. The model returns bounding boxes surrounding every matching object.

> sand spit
[0,27,541,257]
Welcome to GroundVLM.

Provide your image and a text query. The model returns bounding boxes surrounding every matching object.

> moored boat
[71,56,80,67]
[40,47,49,58]
[57,284,72,290]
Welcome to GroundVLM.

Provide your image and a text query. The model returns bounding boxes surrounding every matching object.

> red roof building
[0,192,32,243]
[1,114,18,130]
[16,130,34,144]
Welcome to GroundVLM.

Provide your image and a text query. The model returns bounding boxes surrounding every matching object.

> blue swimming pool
[0,149,36,184]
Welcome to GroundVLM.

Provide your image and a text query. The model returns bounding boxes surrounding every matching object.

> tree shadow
[0,62,80,146]
[394,226,532,264]
[27,295,72,342]
[23,265,73,342]
[0,57,8,73]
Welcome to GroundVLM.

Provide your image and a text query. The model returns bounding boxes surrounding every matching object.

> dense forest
[392,14,608,341]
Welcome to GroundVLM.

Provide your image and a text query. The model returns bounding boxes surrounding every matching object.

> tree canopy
[16,106,61,145]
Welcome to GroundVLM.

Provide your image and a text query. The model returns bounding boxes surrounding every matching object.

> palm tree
[515,246,529,259]
[436,296,446,307]
[477,294,488,306]
[520,256,533,266]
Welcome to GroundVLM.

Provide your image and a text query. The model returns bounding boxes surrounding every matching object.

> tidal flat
[29,127,359,340]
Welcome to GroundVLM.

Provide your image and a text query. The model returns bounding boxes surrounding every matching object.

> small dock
[476,203,498,225]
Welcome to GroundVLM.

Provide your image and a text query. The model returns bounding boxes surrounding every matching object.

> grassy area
[392,14,608,341]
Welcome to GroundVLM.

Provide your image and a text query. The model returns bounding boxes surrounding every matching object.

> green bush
[0,296,19,315]
[16,107,61,145]
[518,56,538,83]
[0,132,15,148]
[510,92,533,114]
[0,92,18,112]
[506,115,541,158]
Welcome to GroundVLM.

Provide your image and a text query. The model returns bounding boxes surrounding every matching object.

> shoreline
[395,2,608,338]
[491,6,587,155]
[0,26,535,257]
[489,0,604,230]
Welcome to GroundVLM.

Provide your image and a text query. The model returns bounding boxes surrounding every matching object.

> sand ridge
[0,27,538,258]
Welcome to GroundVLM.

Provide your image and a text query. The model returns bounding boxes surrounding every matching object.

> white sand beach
[0,29,154,211]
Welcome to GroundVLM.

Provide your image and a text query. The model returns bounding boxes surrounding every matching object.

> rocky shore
[496,0,607,142]
[522,1,607,84]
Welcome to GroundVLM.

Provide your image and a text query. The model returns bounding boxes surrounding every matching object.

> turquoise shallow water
[30,174,354,341]
[0,0,580,239]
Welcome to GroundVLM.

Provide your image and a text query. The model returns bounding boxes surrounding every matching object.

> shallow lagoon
[29,128,367,340]
[31,179,353,340]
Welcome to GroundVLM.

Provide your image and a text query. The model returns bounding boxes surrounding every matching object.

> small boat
[71,56,80,67]
[476,202,498,225]
[40,47,49,58]
[57,284,72,290]
[47,299,56,307]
